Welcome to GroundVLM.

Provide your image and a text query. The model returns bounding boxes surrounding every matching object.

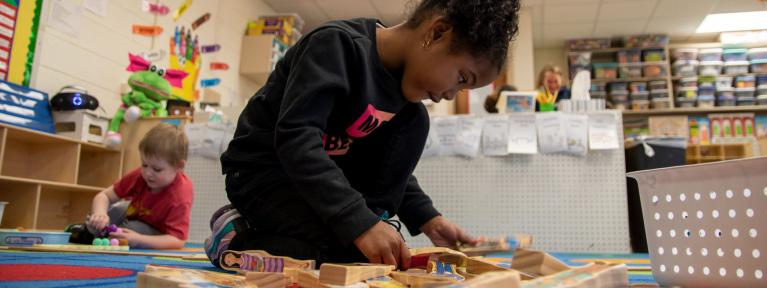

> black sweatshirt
[220,18,441,245]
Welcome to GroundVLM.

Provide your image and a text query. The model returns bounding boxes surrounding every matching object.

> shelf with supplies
[686,142,755,164]
[0,123,122,230]
[622,106,767,117]
[591,77,668,83]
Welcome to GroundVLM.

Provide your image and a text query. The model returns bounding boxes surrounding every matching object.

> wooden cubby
[686,142,755,164]
[0,123,121,229]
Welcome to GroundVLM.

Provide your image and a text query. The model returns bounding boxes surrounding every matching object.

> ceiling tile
[543,3,600,24]
[543,22,594,42]
[317,0,378,19]
[598,0,658,21]
[593,20,648,37]
[645,16,701,35]
[711,0,767,13]
[652,0,717,18]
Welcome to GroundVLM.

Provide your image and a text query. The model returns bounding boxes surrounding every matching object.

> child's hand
[109,228,141,246]
[420,216,478,248]
[86,213,109,234]
[353,221,411,270]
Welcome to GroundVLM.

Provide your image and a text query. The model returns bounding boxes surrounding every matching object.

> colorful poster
[1,0,42,86]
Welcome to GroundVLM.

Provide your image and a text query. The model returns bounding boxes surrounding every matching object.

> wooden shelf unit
[0,123,122,229]
[622,106,767,117]
[686,142,755,164]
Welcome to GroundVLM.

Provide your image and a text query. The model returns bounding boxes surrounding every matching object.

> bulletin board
[187,111,631,253]
[0,0,42,86]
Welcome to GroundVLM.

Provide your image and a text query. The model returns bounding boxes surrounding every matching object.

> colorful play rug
[0,245,655,287]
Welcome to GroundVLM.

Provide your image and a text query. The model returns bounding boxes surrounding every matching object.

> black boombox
[50,85,99,111]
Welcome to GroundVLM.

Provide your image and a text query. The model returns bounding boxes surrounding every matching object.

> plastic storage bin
[591,82,607,92]
[629,82,648,93]
[568,52,592,66]
[593,63,619,79]
[757,75,767,86]
[722,48,748,62]
[623,34,668,48]
[672,60,699,77]
[698,75,716,88]
[737,96,755,106]
[715,76,733,89]
[758,85,767,96]
[734,75,756,88]
[643,62,667,77]
[716,95,736,106]
[608,82,628,91]
[631,91,650,101]
[672,48,698,61]
[620,63,643,78]
[643,48,665,62]
[751,59,767,74]
[696,95,715,108]
[651,98,670,109]
[676,87,698,98]
[717,87,735,98]
[650,89,669,99]
[627,158,767,288]
[0,229,71,246]
[698,86,715,97]
[735,87,756,98]
[617,49,641,64]
[747,47,767,60]
[590,91,607,99]
[649,80,667,91]
[698,48,722,61]
[699,61,723,76]
[567,38,611,50]
[675,97,696,107]
[723,61,750,75]
[757,95,767,105]
[677,77,698,88]
[610,89,629,101]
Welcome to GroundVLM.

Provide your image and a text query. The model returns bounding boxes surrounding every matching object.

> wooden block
[409,247,466,256]
[220,250,315,273]
[297,270,330,288]
[318,263,395,286]
[137,264,257,287]
[510,248,570,280]
[522,262,628,288]
[365,275,407,288]
[244,272,287,288]
[180,253,209,261]
[448,271,521,288]
[464,256,513,275]
[390,270,458,288]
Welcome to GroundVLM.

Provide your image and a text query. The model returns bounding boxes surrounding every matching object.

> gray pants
[107,200,162,236]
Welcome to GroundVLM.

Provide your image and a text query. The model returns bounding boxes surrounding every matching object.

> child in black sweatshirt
[205,0,520,270]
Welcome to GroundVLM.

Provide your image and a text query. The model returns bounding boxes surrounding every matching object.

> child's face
[140,155,179,191]
[400,22,498,104]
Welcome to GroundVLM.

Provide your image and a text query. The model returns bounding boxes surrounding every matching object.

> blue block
[0,80,54,133]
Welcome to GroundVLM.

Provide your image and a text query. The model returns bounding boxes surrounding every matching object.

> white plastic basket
[628,157,767,287]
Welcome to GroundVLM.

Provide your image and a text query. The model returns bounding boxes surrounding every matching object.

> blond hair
[536,64,563,89]
[139,123,188,166]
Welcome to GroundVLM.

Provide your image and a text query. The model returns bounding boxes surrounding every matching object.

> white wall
[31,0,275,118]
[506,7,534,91]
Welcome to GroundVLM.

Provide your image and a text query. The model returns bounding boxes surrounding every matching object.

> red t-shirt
[113,168,194,240]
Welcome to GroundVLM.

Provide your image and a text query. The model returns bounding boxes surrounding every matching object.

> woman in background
[535,64,570,111]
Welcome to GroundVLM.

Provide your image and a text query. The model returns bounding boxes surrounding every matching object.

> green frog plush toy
[105,54,187,148]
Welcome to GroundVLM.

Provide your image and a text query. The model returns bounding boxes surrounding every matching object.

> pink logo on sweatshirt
[346,104,395,138]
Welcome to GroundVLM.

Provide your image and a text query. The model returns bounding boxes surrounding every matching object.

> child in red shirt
[84,123,193,249]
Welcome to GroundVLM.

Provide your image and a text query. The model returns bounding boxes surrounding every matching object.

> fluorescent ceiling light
[696,11,767,33]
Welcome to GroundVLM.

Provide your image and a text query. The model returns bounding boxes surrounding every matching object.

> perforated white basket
[628,157,767,287]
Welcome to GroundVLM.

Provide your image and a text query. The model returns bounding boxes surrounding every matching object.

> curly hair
[405,0,520,72]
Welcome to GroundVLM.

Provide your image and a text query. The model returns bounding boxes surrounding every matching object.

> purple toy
[100,224,119,237]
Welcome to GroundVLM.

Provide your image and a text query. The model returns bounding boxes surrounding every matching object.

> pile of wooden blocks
[136,246,628,288]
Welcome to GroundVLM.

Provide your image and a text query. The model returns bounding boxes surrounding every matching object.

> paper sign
[200,78,221,87]
[201,44,220,53]
[432,116,458,156]
[48,0,82,38]
[210,62,229,70]
[192,13,210,30]
[536,113,567,154]
[454,116,484,158]
[140,49,167,62]
[132,24,163,36]
[589,112,620,150]
[142,0,169,15]
[83,0,107,17]
[562,113,588,156]
[482,115,510,156]
[507,113,537,154]
[184,123,205,156]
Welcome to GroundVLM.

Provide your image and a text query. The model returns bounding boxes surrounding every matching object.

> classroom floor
[0,245,655,287]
